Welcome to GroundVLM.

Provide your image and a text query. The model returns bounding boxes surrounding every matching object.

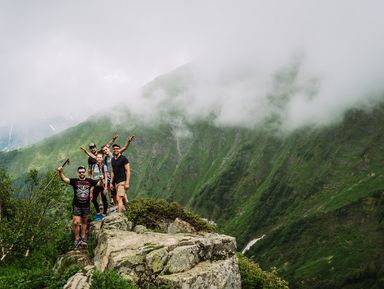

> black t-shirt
[69,178,98,208]
[111,155,129,184]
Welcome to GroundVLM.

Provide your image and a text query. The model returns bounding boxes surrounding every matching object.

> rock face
[65,213,241,289]
[64,265,94,289]
[167,217,197,234]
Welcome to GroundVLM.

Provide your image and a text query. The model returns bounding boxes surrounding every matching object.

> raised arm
[105,132,119,148]
[80,146,96,160]
[57,167,70,184]
[120,135,135,154]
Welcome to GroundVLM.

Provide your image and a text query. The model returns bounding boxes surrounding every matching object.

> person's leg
[72,215,81,241]
[101,190,108,215]
[117,195,124,212]
[107,182,113,205]
[123,191,128,205]
[116,183,126,213]
[81,215,88,241]
[92,188,100,214]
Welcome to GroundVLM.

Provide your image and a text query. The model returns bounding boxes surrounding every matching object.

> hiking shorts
[72,205,90,217]
[116,182,127,198]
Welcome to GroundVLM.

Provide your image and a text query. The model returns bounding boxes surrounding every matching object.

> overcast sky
[1,0,384,129]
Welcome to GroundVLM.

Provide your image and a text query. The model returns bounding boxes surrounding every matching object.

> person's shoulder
[122,155,129,163]
[69,178,77,184]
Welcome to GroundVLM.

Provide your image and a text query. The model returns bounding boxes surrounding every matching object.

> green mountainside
[1,71,384,288]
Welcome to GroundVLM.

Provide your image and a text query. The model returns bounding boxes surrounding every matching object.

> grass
[125,198,216,232]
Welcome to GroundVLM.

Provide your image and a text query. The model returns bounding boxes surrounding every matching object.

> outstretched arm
[105,132,119,148]
[120,135,135,154]
[80,146,96,160]
[57,167,70,184]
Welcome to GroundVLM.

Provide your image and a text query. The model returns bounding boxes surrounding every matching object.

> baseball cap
[89,143,96,148]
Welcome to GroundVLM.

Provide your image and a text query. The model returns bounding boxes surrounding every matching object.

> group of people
[57,133,135,248]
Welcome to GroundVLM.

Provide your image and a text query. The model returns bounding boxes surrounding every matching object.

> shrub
[47,264,82,289]
[237,253,289,289]
[90,270,138,289]
[125,198,215,232]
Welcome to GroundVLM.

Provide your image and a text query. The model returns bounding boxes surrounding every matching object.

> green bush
[87,234,98,259]
[90,270,138,289]
[238,253,289,289]
[47,264,82,289]
[125,198,215,232]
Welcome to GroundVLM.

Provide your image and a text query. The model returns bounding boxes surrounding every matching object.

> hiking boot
[80,239,88,247]
[73,239,81,249]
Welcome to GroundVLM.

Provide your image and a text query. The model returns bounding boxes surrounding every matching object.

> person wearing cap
[86,132,119,177]
[81,135,135,211]
[57,165,101,249]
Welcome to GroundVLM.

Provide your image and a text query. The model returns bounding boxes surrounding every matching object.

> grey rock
[168,218,196,234]
[90,213,240,288]
[63,266,94,289]
[134,225,148,234]
[64,272,89,289]
[165,245,200,274]
[54,250,92,273]
[158,256,241,289]
[146,247,168,273]
[101,213,133,232]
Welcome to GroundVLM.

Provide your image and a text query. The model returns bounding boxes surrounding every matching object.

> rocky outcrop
[63,265,94,289]
[64,213,241,288]
[167,217,197,234]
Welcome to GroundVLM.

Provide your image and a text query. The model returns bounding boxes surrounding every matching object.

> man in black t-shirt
[57,165,100,248]
[110,144,130,213]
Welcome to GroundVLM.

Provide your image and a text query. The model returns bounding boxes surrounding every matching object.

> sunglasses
[78,171,86,174]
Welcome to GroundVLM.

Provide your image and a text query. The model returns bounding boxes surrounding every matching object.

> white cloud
[0,0,383,131]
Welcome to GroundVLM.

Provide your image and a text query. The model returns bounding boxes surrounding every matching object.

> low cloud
[1,0,384,133]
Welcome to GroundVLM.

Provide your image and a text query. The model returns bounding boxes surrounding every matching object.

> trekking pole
[42,158,70,191]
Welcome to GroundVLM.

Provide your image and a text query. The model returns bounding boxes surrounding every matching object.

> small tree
[0,168,69,263]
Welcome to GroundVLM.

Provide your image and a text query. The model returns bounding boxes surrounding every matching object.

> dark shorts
[72,206,90,217]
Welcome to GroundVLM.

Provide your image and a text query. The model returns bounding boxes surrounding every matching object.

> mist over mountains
[1,0,384,134]
[0,116,78,151]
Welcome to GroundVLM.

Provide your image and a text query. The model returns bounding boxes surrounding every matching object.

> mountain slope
[1,71,384,288]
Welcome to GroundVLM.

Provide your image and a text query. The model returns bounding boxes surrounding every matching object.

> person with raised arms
[110,144,130,213]
[81,135,135,210]
[57,165,101,249]
[90,153,108,220]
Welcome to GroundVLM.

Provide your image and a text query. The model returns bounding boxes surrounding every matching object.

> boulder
[168,218,196,234]
[134,224,149,234]
[158,256,240,289]
[93,214,240,288]
[54,250,92,273]
[63,265,94,289]
[100,213,133,232]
